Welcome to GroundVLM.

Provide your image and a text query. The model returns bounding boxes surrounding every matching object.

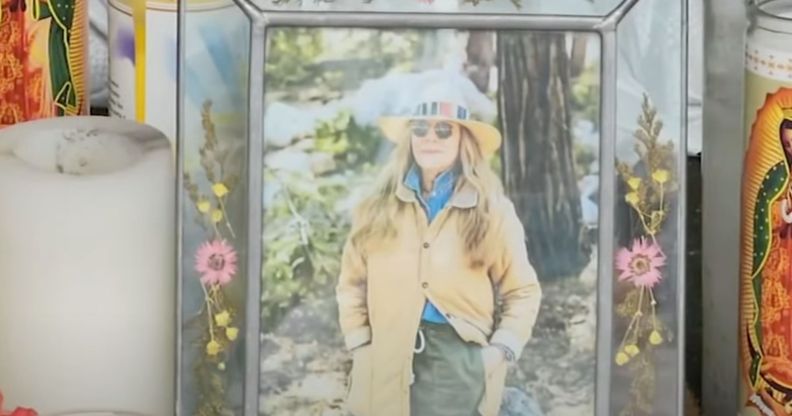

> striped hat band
[412,101,470,120]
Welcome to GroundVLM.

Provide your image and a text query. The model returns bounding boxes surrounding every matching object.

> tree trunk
[497,32,590,281]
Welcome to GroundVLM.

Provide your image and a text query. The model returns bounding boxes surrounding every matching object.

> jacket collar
[395,166,478,209]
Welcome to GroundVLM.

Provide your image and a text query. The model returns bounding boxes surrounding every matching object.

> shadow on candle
[0,117,176,416]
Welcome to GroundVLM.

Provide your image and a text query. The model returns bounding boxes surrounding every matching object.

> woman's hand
[481,345,505,376]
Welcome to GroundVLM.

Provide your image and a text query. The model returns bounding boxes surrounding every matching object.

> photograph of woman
[336,86,543,416]
[259,27,601,416]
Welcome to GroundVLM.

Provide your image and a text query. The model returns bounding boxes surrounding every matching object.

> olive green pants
[410,322,486,416]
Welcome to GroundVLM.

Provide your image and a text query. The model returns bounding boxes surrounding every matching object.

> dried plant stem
[218,197,236,238]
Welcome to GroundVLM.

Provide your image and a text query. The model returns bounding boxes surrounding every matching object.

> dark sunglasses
[409,120,455,140]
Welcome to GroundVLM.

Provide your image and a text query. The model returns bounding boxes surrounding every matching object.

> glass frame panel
[175,0,689,414]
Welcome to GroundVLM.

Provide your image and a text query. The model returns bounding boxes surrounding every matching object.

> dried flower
[197,199,211,214]
[226,327,239,341]
[212,182,229,198]
[206,340,221,356]
[649,330,663,345]
[211,209,224,223]
[627,177,642,190]
[616,238,666,288]
[195,240,238,285]
[615,351,630,366]
[652,169,669,184]
[214,311,231,327]
[624,344,640,357]
[0,391,37,416]
[625,192,640,206]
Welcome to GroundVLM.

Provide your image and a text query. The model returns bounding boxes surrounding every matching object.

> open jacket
[336,182,542,416]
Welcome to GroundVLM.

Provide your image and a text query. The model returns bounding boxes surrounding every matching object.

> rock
[499,388,543,416]
[265,147,313,174]
[290,372,347,402]
[499,387,544,416]
[310,152,336,175]
[264,102,316,148]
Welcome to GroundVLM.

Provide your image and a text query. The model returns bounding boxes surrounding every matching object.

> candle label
[0,0,89,128]
[740,87,792,416]
[107,0,243,144]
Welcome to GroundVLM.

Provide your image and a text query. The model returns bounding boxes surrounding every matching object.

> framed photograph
[176,1,689,415]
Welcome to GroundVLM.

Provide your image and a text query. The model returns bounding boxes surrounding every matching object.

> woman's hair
[349,125,505,266]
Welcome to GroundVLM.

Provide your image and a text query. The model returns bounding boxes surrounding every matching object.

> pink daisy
[615,237,666,288]
[195,239,238,285]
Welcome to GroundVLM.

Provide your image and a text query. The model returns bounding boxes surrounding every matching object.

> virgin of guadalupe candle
[0,116,175,415]
[740,2,792,415]
[0,0,89,127]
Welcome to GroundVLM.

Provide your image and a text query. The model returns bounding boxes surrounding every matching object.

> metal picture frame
[175,1,689,414]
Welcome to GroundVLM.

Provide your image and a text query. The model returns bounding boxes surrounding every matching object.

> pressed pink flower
[195,239,238,285]
[615,237,666,288]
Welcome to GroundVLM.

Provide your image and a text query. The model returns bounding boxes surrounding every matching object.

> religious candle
[740,2,792,415]
[0,116,175,415]
[0,0,90,127]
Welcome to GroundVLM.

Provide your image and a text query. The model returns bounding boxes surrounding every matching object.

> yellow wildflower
[226,327,239,341]
[206,340,221,356]
[212,183,229,198]
[214,310,231,327]
[625,192,640,206]
[211,209,223,223]
[627,177,641,190]
[197,199,211,214]
[649,330,663,345]
[652,169,669,184]
[624,344,640,357]
[615,351,630,366]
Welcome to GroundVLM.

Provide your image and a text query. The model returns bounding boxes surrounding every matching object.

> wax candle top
[0,117,170,177]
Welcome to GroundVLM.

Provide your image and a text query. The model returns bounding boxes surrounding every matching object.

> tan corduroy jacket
[336,182,542,416]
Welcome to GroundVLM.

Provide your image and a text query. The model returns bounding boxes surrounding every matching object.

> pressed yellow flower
[625,192,640,206]
[212,182,229,198]
[652,169,670,184]
[197,199,211,214]
[206,340,221,356]
[624,344,640,357]
[226,327,239,341]
[211,209,223,223]
[649,330,663,345]
[615,351,630,366]
[627,177,641,190]
[214,310,231,327]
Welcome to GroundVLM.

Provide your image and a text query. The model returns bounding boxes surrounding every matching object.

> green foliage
[315,110,381,170]
[261,112,381,328]
[570,63,601,130]
[265,28,324,89]
[262,169,354,327]
[574,143,597,179]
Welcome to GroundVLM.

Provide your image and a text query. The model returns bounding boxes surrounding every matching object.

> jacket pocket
[345,344,373,416]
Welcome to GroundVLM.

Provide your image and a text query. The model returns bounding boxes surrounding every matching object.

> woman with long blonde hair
[336,90,542,416]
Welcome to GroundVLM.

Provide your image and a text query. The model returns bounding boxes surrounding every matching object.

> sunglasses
[409,120,455,140]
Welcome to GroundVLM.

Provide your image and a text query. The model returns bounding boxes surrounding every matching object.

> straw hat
[377,86,502,156]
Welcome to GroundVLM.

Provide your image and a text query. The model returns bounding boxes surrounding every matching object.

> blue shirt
[404,164,457,324]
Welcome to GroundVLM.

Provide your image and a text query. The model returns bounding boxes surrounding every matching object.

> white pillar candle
[0,117,175,416]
